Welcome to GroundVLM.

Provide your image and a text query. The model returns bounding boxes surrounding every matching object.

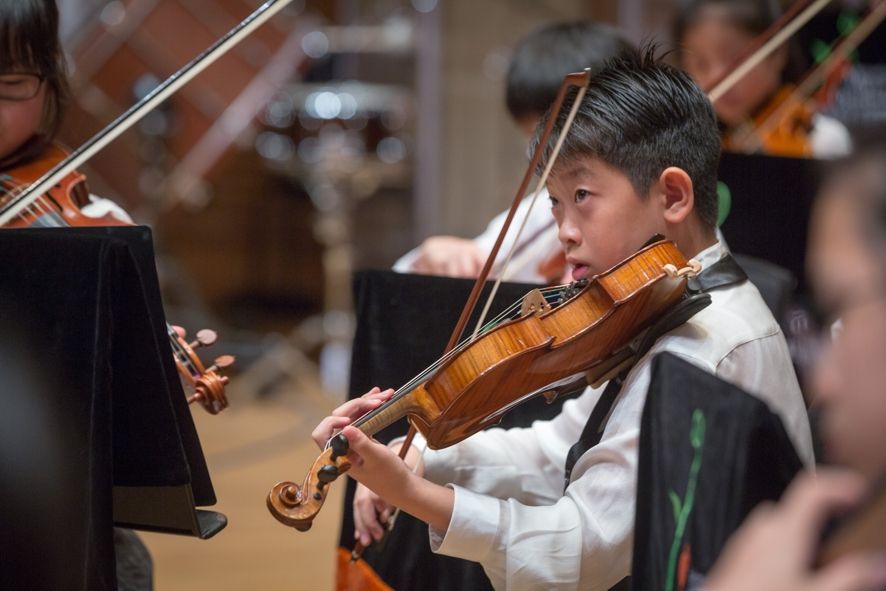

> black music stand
[0,226,225,591]
[717,151,822,293]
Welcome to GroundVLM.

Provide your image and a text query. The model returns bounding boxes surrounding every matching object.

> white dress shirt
[393,190,559,284]
[408,240,814,591]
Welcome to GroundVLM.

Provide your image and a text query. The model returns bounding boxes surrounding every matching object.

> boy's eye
[575,189,591,202]
[548,195,559,208]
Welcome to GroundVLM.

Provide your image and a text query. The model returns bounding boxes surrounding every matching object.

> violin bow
[349,70,592,562]
[699,0,813,96]
[442,70,592,352]
[0,0,295,226]
[469,80,590,340]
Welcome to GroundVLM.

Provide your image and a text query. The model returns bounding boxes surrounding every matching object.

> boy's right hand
[352,441,425,547]
[353,483,394,547]
[411,236,486,278]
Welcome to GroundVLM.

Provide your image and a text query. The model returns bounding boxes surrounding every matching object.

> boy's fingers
[310,416,351,448]
[332,396,381,418]
[342,426,380,457]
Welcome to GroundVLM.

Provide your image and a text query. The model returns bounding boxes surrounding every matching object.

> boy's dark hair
[674,0,806,84]
[506,21,631,122]
[0,0,70,166]
[532,47,721,228]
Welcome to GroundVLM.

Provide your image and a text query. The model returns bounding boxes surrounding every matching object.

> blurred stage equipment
[54,2,421,404]
[230,79,413,398]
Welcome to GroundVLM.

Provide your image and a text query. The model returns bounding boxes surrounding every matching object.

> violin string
[166,325,201,378]
[470,81,590,342]
[350,284,568,431]
[36,196,66,227]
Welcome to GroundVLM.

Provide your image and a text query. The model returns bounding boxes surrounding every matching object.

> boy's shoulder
[651,278,785,372]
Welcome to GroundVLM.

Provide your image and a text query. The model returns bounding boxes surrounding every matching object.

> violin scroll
[171,326,235,415]
[268,435,352,531]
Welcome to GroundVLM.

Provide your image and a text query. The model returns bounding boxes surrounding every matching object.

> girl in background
[0,2,149,589]
[676,0,851,158]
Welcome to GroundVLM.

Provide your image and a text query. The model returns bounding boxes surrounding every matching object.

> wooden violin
[0,142,118,228]
[267,238,699,531]
[723,85,814,158]
[711,0,886,158]
[0,142,233,414]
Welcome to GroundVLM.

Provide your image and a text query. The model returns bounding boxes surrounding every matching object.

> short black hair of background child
[532,47,721,229]
[505,20,632,122]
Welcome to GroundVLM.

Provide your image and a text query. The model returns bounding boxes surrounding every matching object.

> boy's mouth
[568,258,590,281]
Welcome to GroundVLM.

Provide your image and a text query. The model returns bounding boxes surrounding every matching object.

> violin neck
[353,387,425,438]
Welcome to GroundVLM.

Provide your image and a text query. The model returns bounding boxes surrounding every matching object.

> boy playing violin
[313,48,814,590]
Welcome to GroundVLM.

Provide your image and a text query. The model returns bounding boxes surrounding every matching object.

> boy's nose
[557,216,581,247]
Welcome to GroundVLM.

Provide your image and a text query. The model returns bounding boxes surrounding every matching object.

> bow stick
[0,0,295,226]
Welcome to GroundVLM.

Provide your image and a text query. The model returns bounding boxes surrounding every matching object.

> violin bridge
[520,289,552,317]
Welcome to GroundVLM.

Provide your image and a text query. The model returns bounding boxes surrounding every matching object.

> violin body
[723,86,813,158]
[410,240,688,448]
[268,239,694,529]
[0,143,120,228]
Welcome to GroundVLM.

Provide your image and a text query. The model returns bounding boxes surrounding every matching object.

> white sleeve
[474,191,554,257]
[392,245,421,273]
[810,114,852,159]
[427,372,648,591]
[80,194,133,224]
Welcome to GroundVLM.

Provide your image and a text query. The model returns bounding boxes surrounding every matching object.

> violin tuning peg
[194,329,218,347]
[206,355,235,374]
[214,354,235,369]
[330,433,349,461]
[172,325,187,338]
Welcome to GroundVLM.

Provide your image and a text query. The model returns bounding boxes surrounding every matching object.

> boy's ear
[658,167,694,224]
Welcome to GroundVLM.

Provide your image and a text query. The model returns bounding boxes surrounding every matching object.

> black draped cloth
[631,353,804,590]
[0,227,217,591]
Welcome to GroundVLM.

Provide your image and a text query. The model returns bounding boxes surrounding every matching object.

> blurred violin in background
[0,141,234,414]
[722,84,814,158]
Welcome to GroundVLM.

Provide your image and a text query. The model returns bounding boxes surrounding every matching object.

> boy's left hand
[311,387,394,449]
[311,387,414,510]
[337,426,413,504]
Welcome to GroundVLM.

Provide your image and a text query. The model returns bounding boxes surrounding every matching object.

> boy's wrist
[397,472,454,534]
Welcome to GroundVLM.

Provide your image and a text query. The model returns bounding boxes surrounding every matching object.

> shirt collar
[691,240,729,272]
